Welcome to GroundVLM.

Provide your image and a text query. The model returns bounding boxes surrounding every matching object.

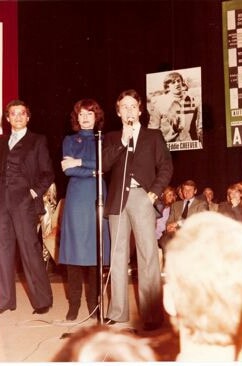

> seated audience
[218,184,242,221]
[202,187,218,212]
[164,211,242,361]
[51,324,159,362]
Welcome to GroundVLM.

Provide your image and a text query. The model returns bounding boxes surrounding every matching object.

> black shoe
[33,306,51,314]
[104,317,116,325]
[143,321,163,331]
[66,306,79,321]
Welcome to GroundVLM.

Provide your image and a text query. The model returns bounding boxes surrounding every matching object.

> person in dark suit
[102,89,173,331]
[165,179,208,238]
[0,99,54,314]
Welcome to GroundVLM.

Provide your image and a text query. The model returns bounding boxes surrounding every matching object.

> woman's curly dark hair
[71,98,104,132]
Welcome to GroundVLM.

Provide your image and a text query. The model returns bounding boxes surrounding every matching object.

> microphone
[127,118,134,126]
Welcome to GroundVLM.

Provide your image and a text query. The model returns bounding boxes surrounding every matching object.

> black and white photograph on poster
[146,67,203,151]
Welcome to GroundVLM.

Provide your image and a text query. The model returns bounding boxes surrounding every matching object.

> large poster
[146,67,202,152]
[222,0,242,147]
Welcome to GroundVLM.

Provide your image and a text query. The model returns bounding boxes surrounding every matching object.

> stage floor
[0,269,179,362]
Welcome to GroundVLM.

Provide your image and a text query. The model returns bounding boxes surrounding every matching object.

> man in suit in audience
[202,187,218,212]
[165,179,207,239]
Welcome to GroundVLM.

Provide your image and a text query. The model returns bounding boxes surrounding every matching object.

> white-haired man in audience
[164,211,242,361]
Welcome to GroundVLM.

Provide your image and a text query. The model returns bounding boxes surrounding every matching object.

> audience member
[59,98,110,321]
[218,183,242,221]
[38,182,58,264]
[235,181,242,198]
[202,187,218,212]
[165,179,207,239]
[0,99,54,314]
[42,197,65,265]
[102,89,173,331]
[164,211,242,361]
[51,324,159,362]
[155,186,177,271]
[175,184,184,201]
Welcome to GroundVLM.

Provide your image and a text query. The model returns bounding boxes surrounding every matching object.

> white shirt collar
[132,121,141,132]
[11,127,27,139]
[185,197,194,205]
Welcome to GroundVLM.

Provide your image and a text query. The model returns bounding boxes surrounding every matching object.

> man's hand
[121,124,133,145]
[147,191,158,204]
[61,156,82,171]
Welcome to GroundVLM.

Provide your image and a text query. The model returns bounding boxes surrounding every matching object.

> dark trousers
[0,191,53,310]
[67,265,99,317]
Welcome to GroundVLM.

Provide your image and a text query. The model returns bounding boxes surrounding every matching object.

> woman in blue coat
[59,99,110,321]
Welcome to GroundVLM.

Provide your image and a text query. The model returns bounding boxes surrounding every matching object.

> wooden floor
[0,267,179,362]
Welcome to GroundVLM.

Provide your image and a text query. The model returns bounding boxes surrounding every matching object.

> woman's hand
[61,156,82,171]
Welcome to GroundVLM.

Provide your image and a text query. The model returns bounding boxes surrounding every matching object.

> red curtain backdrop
[0,0,18,134]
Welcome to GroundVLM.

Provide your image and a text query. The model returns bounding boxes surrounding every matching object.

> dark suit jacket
[102,126,173,215]
[218,201,242,221]
[167,197,208,225]
[0,130,54,214]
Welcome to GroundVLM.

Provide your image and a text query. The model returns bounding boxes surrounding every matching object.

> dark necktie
[181,200,190,219]
[128,137,134,153]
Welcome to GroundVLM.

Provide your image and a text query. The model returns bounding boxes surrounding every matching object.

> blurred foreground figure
[164,211,242,361]
[51,324,158,362]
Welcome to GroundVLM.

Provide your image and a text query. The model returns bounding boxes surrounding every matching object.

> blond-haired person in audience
[155,186,177,271]
[218,184,242,222]
[164,211,242,361]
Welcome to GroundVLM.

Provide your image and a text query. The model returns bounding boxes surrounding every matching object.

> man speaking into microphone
[102,89,173,331]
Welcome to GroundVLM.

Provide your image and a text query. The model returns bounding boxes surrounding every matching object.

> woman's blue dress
[59,129,110,266]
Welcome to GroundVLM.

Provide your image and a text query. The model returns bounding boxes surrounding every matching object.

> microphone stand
[97,130,104,324]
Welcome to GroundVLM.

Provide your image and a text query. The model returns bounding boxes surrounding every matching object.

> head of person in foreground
[51,324,158,362]
[164,211,242,361]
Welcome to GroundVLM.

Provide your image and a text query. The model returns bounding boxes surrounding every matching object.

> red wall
[0,0,18,133]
